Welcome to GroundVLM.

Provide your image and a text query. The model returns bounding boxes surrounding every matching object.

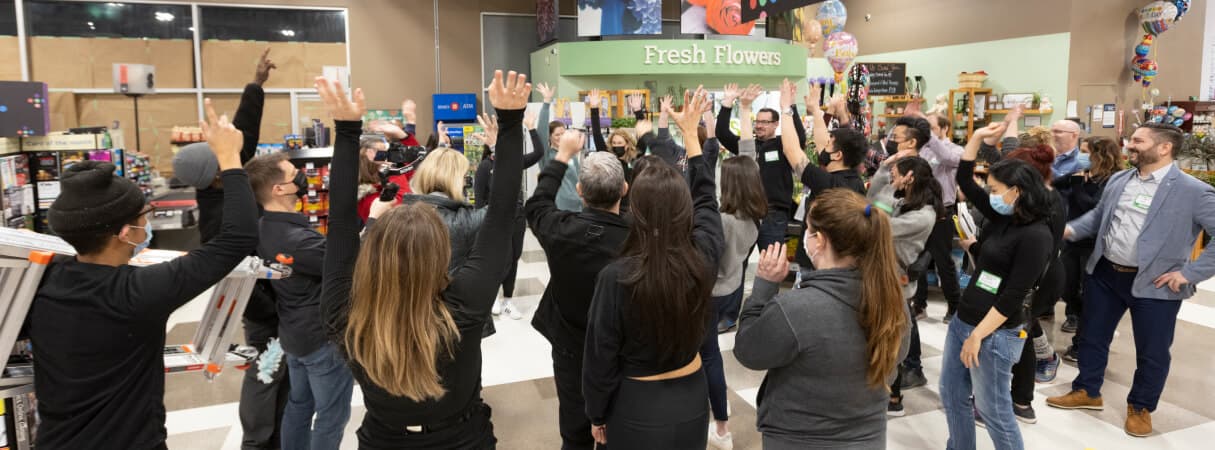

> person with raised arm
[319,71,528,448]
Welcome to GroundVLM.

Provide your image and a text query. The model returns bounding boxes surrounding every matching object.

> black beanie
[49,160,146,235]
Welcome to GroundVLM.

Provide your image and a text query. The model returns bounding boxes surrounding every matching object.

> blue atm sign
[433,93,477,121]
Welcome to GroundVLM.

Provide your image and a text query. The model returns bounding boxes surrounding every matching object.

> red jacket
[356,172,413,221]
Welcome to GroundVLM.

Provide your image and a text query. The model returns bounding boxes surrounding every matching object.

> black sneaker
[1014,403,1038,424]
[887,397,906,417]
[910,303,927,321]
[1061,315,1078,333]
[943,310,955,324]
[900,367,928,389]
[1062,345,1079,363]
[717,319,737,334]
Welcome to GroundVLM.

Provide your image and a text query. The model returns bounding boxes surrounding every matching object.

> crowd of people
[20,51,1215,450]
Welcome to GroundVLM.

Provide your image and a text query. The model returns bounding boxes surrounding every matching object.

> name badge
[1132,193,1152,211]
[976,270,1003,294]
[765,151,779,163]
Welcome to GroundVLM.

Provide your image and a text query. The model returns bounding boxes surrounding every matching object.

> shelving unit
[948,88,993,144]
[987,109,1054,116]
[870,95,926,129]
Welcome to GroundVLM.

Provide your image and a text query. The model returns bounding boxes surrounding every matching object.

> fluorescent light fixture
[280,29,296,37]
[155,12,174,22]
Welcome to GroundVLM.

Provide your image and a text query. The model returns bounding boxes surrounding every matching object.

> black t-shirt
[715,106,807,214]
[802,165,866,201]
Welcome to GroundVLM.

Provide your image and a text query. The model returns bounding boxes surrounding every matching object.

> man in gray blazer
[1046,123,1215,437]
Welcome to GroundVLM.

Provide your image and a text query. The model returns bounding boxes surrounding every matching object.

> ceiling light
[155,12,174,22]
[280,29,296,37]
[106,2,123,7]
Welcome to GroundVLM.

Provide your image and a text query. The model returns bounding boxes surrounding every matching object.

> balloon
[1140,1,1179,36]
[1184,113,1194,121]
[799,14,823,50]
[1151,88,1161,97]
[1135,34,1153,56]
[1173,0,1191,21]
[816,0,847,38]
[1172,107,1187,117]
[1173,119,1184,126]
[824,31,858,82]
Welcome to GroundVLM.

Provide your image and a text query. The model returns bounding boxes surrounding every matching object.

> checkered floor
[160,230,1215,449]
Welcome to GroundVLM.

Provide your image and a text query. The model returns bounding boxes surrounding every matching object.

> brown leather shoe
[1046,390,1104,410]
[1126,406,1153,437]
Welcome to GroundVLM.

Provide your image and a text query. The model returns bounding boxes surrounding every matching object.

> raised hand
[721,83,741,108]
[314,77,366,122]
[659,94,674,114]
[634,118,653,137]
[972,121,1008,140]
[477,113,499,148]
[487,70,531,111]
[536,82,556,103]
[1008,103,1024,122]
[200,98,243,170]
[780,79,796,111]
[756,243,789,283]
[628,93,644,113]
[254,48,276,86]
[369,120,406,140]
[401,99,417,124]
[806,83,824,113]
[523,109,538,130]
[828,94,847,116]
[587,88,602,109]
[740,84,762,109]
[437,121,451,146]
[672,86,709,133]
[556,128,584,163]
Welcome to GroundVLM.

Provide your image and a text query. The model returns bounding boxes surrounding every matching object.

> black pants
[501,213,527,298]
[239,324,290,450]
[1010,258,1064,406]
[1062,244,1094,349]
[914,206,962,310]
[607,371,709,449]
[552,344,595,450]
[356,401,496,449]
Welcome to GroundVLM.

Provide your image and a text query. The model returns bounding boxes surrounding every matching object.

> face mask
[611,146,627,158]
[885,140,900,155]
[989,190,1016,216]
[1076,152,1091,171]
[290,171,308,198]
[818,150,833,166]
[804,231,820,266]
[124,222,153,255]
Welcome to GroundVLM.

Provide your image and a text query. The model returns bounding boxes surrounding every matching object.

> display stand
[0,227,289,382]
[948,88,994,143]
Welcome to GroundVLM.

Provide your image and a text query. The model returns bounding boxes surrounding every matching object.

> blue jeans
[756,209,788,251]
[1073,258,1183,412]
[701,295,730,422]
[282,342,355,450]
[940,319,1025,450]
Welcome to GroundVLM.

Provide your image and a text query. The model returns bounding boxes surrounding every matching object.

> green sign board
[557,39,807,78]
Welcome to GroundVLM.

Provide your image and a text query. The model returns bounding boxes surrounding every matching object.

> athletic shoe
[1035,354,1060,383]
[943,310,955,324]
[491,298,505,315]
[717,319,737,334]
[910,303,927,321]
[503,301,523,320]
[1062,345,1079,363]
[1061,315,1079,333]
[887,397,906,417]
[899,367,928,389]
[1014,403,1038,424]
[1046,390,1104,410]
[707,423,734,450]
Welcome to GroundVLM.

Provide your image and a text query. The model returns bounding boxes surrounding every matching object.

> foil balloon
[1140,1,1179,36]
[800,14,823,50]
[1131,55,1150,82]
[824,31,858,84]
[1138,59,1159,87]
[1135,35,1153,57]
[816,0,847,38]
[1173,0,1191,21]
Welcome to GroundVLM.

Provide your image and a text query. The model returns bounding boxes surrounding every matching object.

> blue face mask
[1076,152,1092,171]
[124,222,153,255]
[989,190,1016,216]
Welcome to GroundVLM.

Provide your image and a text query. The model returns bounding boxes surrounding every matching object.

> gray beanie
[173,143,220,190]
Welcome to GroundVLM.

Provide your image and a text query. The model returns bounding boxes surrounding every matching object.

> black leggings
[501,213,526,298]
[1011,257,1064,405]
[607,371,709,449]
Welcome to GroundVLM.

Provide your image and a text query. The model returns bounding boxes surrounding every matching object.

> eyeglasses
[755,120,778,125]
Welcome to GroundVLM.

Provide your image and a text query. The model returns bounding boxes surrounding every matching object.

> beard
[1130,146,1159,169]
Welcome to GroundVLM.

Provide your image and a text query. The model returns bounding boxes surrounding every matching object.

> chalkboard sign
[862,63,907,96]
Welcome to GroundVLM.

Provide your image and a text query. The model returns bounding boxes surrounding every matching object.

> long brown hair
[720,155,767,221]
[808,190,907,388]
[347,203,461,400]
[620,163,713,365]
[358,156,382,186]
[1083,136,1120,182]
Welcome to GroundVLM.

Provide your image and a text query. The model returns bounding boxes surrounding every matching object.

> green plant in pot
[1182,132,1215,175]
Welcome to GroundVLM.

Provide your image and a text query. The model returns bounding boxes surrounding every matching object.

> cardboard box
[21,133,102,152]
[0,138,19,155]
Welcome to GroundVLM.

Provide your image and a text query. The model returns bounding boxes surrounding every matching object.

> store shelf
[871,95,925,103]
[988,109,1054,115]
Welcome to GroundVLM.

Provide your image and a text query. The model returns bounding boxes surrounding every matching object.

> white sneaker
[491,298,505,316]
[503,300,523,320]
[707,424,733,450]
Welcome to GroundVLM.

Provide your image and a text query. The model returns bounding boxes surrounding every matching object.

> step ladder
[0,227,289,382]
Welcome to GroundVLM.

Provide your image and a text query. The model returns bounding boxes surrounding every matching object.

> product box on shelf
[20,133,102,152]
[0,154,34,230]
[0,138,19,155]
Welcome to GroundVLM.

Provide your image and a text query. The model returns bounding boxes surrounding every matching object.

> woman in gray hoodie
[735,189,911,449]
[868,155,945,415]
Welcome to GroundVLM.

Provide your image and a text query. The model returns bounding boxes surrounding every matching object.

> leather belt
[1108,261,1139,273]
[404,402,482,434]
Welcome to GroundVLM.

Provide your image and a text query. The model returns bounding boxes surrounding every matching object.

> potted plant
[1182,132,1215,174]
[1031,92,1042,110]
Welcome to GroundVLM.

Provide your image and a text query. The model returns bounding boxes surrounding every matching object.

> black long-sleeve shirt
[1054,174,1107,248]
[257,212,327,356]
[30,169,258,450]
[582,154,725,425]
[591,107,609,153]
[321,109,523,437]
[474,129,543,209]
[716,106,807,213]
[954,160,1053,328]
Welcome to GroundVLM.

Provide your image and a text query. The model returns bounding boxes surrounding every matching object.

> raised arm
[780,79,810,175]
[959,122,1008,219]
[715,83,742,153]
[315,78,367,340]
[736,245,801,370]
[588,89,608,153]
[806,82,830,154]
[523,111,544,168]
[738,84,762,158]
[536,82,555,150]
[525,128,583,249]
[674,87,725,268]
[401,99,420,147]
[233,48,274,163]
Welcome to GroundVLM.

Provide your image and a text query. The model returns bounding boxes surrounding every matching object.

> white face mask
[804,231,820,266]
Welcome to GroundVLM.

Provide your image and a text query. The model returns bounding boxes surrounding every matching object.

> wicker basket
[958,72,988,89]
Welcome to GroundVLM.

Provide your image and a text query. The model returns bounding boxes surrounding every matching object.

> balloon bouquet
[1147,105,1191,128]
[1132,1,1189,89]
[817,0,855,85]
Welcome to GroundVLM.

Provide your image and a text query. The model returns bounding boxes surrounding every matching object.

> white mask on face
[804,231,820,266]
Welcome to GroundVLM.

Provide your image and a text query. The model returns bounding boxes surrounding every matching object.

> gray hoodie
[867,164,937,299]
[735,269,910,450]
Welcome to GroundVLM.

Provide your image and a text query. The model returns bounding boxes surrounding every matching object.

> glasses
[755,120,778,125]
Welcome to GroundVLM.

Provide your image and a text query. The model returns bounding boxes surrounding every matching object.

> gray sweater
[735,269,910,449]
[712,212,758,296]
[866,165,937,299]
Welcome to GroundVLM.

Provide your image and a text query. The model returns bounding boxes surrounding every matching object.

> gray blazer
[1069,164,1215,300]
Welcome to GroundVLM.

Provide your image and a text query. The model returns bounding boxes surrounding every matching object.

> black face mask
[885,140,900,156]
[818,150,833,166]
[611,146,627,157]
[291,171,308,198]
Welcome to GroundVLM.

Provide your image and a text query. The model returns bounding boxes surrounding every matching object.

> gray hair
[579,152,626,210]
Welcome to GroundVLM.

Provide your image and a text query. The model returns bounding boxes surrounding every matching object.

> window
[199,6,347,89]
[200,6,345,43]
[24,1,192,39]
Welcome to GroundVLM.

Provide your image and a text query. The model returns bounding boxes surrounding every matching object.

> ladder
[0,227,289,382]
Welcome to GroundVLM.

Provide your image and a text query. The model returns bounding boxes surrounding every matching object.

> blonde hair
[411,148,469,202]
[608,129,639,162]
[1021,126,1055,154]
[346,203,461,400]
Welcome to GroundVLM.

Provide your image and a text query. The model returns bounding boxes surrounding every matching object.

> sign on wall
[860,63,907,96]
[432,93,477,122]
[558,40,807,77]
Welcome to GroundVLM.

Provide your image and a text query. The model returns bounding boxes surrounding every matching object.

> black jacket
[402,193,486,274]
[257,211,327,356]
[525,159,631,352]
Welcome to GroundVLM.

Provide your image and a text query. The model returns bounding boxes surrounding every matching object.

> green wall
[843,32,1072,126]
